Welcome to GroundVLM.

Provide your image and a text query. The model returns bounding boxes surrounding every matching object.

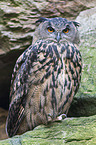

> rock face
[0,0,96,109]
[68,7,96,117]
[0,0,96,54]
[0,5,96,143]
[1,115,96,144]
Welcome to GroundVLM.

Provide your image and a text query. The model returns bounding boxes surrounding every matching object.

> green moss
[1,115,96,145]
[68,23,96,117]
[80,41,96,96]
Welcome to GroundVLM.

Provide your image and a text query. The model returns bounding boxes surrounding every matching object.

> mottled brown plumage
[6,17,82,137]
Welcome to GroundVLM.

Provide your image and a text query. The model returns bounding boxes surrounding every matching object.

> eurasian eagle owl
[6,17,82,137]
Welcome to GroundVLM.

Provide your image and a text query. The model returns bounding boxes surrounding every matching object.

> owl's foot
[55,114,67,121]
[48,113,67,122]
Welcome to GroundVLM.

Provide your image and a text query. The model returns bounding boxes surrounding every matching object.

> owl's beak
[57,33,61,43]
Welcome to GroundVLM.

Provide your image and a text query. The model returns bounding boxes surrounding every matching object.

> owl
[6,17,82,137]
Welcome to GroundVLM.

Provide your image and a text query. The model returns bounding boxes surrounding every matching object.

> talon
[56,114,67,121]
[61,114,67,119]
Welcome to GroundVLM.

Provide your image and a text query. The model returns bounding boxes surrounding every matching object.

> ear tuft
[36,17,48,24]
[72,21,80,27]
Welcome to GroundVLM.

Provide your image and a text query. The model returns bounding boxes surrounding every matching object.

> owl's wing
[10,45,32,95]
[6,44,38,137]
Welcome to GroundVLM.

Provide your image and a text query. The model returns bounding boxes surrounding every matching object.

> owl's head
[33,17,80,45]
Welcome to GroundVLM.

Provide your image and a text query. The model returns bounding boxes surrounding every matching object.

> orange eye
[63,28,69,33]
[47,27,54,33]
